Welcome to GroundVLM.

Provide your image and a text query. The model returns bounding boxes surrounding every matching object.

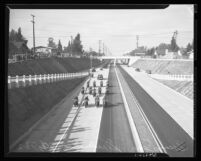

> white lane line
[114,67,144,152]
[118,68,166,153]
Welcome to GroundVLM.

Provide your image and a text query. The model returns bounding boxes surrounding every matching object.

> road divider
[114,67,144,152]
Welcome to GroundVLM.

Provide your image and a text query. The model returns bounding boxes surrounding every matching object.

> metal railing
[8,72,89,89]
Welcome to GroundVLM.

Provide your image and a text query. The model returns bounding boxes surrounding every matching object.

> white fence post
[34,75,37,85]
[22,75,26,83]
[22,75,26,87]
[16,75,19,88]
[39,74,42,84]
[47,74,50,83]
[8,76,11,89]
[29,75,32,85]
[43,74,46,83]
[62,73,64,80]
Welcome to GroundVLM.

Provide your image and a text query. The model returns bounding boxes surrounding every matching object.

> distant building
[33,46,58,57]
[159,49,181,59]
[61,52,70,57]
[35,46,52,53]
[135,53,146,56]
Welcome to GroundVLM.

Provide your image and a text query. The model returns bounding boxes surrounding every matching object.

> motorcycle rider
[84,96,89,107]
[81,86,85,94]
[73,96,78,107]
[89,86,92,94]
[93,88,96,97]
[95,95,100,107]
[93,80,96,87]
[98,86,101,94]
[100,80,103,87]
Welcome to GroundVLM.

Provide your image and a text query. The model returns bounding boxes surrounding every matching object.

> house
[135,53,146,57]
[159,49,181,59]
[34,46,52,57]
[9,40,30,61]
[61,52,70,57]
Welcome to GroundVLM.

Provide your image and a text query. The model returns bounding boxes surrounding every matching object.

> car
[146,70,151,74]
[100,68,103,70]
[135,68,140,72]
[98,74,103,80]
[92,68,96,72]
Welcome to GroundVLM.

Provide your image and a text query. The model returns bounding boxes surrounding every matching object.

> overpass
[97,56,141,66]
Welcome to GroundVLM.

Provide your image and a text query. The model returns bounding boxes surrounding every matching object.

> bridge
[97,56,141,66]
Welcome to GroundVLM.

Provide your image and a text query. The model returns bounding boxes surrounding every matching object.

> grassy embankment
[131,59,193,75]
[131,59,194,99]
[8,57,104,145]
[8,57,103,76]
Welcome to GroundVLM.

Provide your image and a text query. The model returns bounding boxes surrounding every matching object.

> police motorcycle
[83,96,89,108]
[95,95,100,107]
[73,96,78,107]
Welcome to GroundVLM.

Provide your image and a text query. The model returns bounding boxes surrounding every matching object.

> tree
[57,40,63,54]
[48,37,57,48]
[9,28,30,58]
[146,47,155,56]
[170,36,179,52]
[156,43,170,56]
[71,33,83,55]
[16,27,25,41]
[182,43,192,57]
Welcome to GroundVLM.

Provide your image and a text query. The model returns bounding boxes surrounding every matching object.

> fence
[8,72,89,89]
[148,74,193,81]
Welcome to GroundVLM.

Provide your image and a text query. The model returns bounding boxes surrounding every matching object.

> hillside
[155,79,193,100]
[8,57,107,147]
[131,59,193,75]
[8,57,103,76]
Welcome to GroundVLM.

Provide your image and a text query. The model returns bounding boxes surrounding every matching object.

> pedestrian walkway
[50,67,110,152]
[121,65,194,139]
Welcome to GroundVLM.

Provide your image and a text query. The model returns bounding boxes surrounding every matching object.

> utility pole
[31,15,35,55]
[71,36,73,56]
[136,35,139,49]
[99,40,101,56]
[102,42,104,55]
[89,47,92,69]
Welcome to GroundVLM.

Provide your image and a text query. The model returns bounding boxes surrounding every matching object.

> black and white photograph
[5,4,195,157]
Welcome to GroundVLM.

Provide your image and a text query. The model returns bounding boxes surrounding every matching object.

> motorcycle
[93,89,96,97]
[100,81,103,87]
[103,96,107,107]
[93,81,96,87]
[106,87,109,94]
[73,97,78,107]
[81,87,85,94]
[106,81,109,87]
[95,96,100,107]
[89,87,92,94]
[87,81,90,88]
[83,96,89,107]
[98,87,101,95]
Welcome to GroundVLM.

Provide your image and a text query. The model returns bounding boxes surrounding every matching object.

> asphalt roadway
[96,66,136,152]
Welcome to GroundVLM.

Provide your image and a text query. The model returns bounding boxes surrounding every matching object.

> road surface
[118,65,194,157]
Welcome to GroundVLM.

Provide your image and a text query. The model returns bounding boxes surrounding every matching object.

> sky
[9,5,194,56]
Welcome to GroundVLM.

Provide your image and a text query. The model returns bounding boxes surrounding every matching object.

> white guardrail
[8,72,89,89]
[148,74,193,81]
